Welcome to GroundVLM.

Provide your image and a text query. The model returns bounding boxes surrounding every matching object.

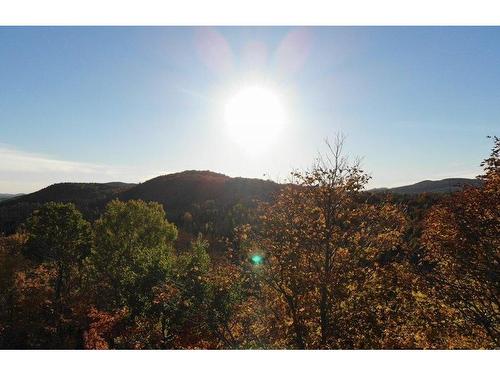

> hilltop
[0,171,280,235]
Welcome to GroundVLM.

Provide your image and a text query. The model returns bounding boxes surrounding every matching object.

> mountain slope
[0,193,23,202]
[4,182,135,205]
[0,182,136,234]
[0,173,483,236]
[0,171,281,235]
[373,178,482,195]
[119,170,281,222]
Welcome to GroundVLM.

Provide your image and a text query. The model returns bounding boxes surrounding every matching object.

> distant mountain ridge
[0,193,23,202]
[371,178,482,195]
[0,182,136,234]
[0,171,280,235]
[0,172,483,235]
[4,182,136,205]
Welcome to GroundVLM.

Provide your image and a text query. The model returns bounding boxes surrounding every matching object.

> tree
[254,136,408,348]
[156,235,213,348]
[0,233,27,347]
[153,235,247,348]
[23,202,92,347]
[87,200,177,318]
[421,136,500,347]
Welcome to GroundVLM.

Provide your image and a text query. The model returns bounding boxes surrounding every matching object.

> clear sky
[0,26,499,193]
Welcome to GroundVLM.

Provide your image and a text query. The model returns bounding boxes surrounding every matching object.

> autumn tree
[421,136,500,347]
[1,232,67,348]
[253,135,408,348]
[23,202,92,347]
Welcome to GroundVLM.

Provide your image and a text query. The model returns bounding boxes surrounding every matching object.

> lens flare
[251,254,264,265]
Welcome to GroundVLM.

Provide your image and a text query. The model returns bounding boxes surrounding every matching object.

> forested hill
[5,182,135,204]
[0,193,23,202]
[371,178,482,194]
[0,172,481,236]
[0,182,135,234]
[119,170,280,219]
[0,171,281,236]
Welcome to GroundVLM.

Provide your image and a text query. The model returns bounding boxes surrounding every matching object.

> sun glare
[224,85,285,153]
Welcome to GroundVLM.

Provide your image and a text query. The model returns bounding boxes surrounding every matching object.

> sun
[224,85,286,153]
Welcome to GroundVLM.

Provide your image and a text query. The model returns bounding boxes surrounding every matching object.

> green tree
[88,199,177,317]
[153,235,246,348]
[155,235,212,347]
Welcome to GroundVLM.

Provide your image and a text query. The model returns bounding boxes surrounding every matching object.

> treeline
[0,137,498,349]
[0,172,278,247]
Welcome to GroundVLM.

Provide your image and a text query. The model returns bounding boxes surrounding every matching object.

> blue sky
[0,27,499,193]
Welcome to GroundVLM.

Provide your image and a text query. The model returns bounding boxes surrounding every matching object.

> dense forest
[0,136,498,349]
